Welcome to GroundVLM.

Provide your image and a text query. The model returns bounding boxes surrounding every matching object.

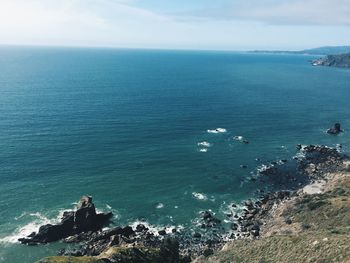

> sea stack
[18,196,112,245]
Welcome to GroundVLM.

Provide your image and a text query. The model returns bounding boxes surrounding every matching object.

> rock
[244,200,253,208]
[230,223,238,231]
[193,232,201,238]
[327,123,343,135]
[158,229,167,236]
[240,165,248,169]
[203,248,214,257]
[250,229,259,237]
[285,217,292,224]
[19,196,112,244]
[344,161,350,172]
[135,224,148,232]
[202,211,221,225]
[159,238,180,262]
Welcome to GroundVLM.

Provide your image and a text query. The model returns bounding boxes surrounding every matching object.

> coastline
[19,144,349,262]
[195,162,350,263]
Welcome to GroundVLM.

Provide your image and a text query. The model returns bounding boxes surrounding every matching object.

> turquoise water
[0,47,349,262]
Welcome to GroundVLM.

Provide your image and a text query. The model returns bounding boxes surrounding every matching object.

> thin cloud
[184,0,350,26]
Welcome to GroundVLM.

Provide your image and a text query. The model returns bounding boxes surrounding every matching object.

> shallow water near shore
[0,47,350,262]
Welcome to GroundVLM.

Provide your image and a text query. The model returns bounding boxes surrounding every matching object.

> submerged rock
[19,196,112,244]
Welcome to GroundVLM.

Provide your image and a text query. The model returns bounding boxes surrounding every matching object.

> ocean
[0,46,349,262]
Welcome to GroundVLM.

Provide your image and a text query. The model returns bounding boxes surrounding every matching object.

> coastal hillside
[312,53,350,68]
[195,166,350,263]
[33,148,350,263]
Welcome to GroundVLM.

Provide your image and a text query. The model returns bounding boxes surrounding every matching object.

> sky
[0,0,349,50]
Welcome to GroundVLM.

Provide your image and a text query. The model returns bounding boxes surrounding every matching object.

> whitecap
[156,203,164,209]
[197,141,211,147]
[192,192,208,201]
[233,135,244,141]
[106,204,112,209]
[199,148,208,153]
[207,128,227,134]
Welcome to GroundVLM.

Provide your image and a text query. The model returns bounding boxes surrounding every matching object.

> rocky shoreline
[21,144,348,263]
[312,53,350,68]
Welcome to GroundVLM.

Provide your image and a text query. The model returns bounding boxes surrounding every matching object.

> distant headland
[250,46,350,56]
[312,53,350,68]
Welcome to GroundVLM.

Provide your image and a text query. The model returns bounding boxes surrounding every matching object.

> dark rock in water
[158,229,167,236]
[193,232,201,238]
[19,196,112,244]
[201,211,221,227]
[240,165,248,169]
[296,144,302,150]
[244,200,253,208]
[327,123,343,135]
[135,224,148,232]
[243,140,249,144]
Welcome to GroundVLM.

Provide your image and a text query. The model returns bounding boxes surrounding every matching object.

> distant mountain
[251,46,350,55]
[312,53,350,68]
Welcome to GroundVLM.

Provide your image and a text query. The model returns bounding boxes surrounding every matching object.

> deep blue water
[0,47,349,262]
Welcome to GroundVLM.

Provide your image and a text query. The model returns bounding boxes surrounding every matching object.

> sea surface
[0,46,349,262]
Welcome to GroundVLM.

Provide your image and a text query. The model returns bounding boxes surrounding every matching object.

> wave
[156,203,164,209]
[192,192,208,201]
[0,211,64,244]
[198,148,208,153]
[207,128,227,134]
[197,141,211,147]
[233,135,244,141]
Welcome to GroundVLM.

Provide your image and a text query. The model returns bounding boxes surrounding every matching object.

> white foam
[207,128,227,134]
[197,141,211,147]
[199,148,208,153]
[192,192,208,201]
[233,135,244,141]
[156,203,164,209]
[106,204,112,209]
[0,212,62,244]
[257,164,274,173]
[129,220,183,236]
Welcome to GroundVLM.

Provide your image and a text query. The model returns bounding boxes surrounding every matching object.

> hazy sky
[0,0,349,50]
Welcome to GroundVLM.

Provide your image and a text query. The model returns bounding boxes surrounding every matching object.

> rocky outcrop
[312,53,350,68]
[19,196,112,245]
[327,123,343,135]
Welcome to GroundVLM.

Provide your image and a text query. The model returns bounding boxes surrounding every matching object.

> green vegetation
[196,176,350,263]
